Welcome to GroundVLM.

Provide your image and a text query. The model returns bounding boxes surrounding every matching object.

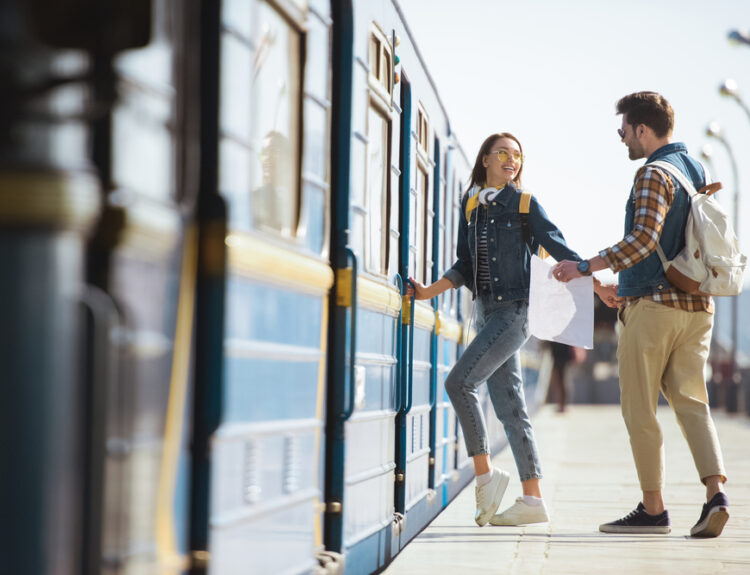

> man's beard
[628,144,645,160]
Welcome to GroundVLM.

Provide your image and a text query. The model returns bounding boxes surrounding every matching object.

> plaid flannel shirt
[600,166,712,313]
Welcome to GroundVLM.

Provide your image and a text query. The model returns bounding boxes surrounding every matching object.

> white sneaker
[489,497,549,526]
[474,468,510,526]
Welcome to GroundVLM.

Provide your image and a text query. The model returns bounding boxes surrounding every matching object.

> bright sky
[401,0,750,284]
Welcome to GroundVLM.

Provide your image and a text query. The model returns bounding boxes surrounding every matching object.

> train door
[326,16,402,573]
[83,1,197,572]
[208,1,334,574]
[436,161,473,502]
[0,3,108,573]
[394,86,439,546]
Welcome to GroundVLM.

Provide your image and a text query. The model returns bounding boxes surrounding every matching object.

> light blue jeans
[445,293,542,481]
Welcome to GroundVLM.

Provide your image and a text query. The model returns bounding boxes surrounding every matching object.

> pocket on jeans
[618,300,640,327]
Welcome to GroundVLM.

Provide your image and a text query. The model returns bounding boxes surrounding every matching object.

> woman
[409,133,602,526]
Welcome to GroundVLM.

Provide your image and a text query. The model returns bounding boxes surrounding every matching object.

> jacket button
[497,296,503,301]
[492,257,496,261]
[490,238,494,242]
[490,219,494,223]
[492,202,497,206]
[494,277,499,282]
[658,284,663,289]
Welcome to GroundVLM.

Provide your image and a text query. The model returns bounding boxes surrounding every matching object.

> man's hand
[552,260,581,282]
[553,260,621,308]
[594,283,621,308]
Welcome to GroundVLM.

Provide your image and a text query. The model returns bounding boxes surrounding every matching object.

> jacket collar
[473,182,517,207]
[646,142,687,163]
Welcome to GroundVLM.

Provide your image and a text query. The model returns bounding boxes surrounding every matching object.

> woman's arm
[407,276,454,300]
[528,196,582,262]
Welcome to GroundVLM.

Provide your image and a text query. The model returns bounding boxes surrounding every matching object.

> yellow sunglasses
[490,149,523,163]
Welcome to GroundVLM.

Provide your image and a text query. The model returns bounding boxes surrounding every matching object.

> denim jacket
[443,183,581,301]
[618,143,706,297]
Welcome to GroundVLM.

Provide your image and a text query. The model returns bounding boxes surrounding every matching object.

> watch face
[577,260,590,273]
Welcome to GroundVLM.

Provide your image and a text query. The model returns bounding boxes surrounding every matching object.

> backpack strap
[644,160,699,270]
[519,191,548,258]
[648,160,698,197]
[464,192,480,222]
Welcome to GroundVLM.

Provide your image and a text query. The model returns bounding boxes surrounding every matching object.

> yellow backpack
[464,190,548,259]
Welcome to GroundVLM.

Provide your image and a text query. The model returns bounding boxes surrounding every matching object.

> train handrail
[342,246,358,420]
[402,278,415,415]
[393,273,404,413]
[79,284,123,574]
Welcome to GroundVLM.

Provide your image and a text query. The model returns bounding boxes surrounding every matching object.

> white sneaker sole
[474,471,510,526]
[690,506,729,538]
[489,508,549,526]
[599,524,671,534]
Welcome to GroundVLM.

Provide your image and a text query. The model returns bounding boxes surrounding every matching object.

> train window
[111,8,175,201]
[417,107,429,156]
[421,164,433,283]
[388,113,401,279]
[451,174,463,313]
[368,26,393,103]
[414,104,432,283]
[409,155,424,284]
[365,105,390,274]
[441,168,454,312]
[220,0,302,237]
[363,24,393,275]
[369,35,381,84]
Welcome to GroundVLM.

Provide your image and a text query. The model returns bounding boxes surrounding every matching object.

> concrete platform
[382,405,750,575]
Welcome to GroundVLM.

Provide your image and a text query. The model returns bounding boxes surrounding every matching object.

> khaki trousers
[617,299,726,491]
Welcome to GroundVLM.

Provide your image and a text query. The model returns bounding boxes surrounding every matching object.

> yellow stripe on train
[336,269,401,317]
[226,232,334,294]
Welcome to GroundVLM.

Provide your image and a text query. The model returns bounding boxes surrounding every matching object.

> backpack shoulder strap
[647,160,698,197]
[519,191,532,247]
[519,191,549,258]
[519,190,532,214]
[464,189,480,221]
[644,160,696,270]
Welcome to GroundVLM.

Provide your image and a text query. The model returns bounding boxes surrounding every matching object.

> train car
[0,1,551,574]
[208,0,333,573]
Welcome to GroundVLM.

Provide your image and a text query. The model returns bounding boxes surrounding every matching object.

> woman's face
[482,137,523,186]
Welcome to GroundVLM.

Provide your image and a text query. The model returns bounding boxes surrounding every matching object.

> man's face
[619,116,645,160]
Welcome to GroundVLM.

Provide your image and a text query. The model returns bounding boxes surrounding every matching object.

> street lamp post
[719,79,750,121]
[728,29,750,47]
[701,144,724,407]
[705,122,740,412]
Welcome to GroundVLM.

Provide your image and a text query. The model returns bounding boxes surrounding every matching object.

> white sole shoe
[690,505,729,537]
[474,468,510,526]
[489,497,549,526]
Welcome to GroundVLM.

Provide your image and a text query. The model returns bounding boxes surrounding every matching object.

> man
[554,91,729,538]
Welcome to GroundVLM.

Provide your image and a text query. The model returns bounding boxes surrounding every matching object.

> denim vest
[618,143,706,297]
[444,183,581,301]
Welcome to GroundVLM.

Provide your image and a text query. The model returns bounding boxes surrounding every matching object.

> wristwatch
[577,260,592,276]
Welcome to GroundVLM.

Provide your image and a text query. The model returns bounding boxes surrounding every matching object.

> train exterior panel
[0,1,551,574]
[209,0,334,573]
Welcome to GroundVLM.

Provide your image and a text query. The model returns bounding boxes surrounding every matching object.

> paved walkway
[383,405,750,575]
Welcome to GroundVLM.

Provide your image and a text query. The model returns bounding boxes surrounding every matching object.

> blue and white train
[0,1,551,574]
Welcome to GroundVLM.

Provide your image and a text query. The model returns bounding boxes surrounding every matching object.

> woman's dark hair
[466,132,524,194]
[616,91,674,138]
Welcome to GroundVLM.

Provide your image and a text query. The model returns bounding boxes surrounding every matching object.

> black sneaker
[599,502,671,534]
[690,492,729,538]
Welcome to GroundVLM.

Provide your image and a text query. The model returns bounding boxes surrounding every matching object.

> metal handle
[401,279,415,415]
[78,284,122,574]
[79,284,122,420]
[429,314,437,410]
[393,273,404,413]
[342,247,358,420]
